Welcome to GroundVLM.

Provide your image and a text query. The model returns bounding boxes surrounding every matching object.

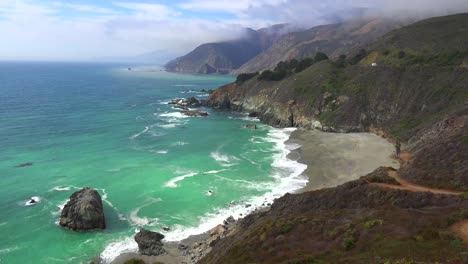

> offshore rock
[59,188,105,231]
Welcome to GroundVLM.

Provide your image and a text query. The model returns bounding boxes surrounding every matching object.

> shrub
[460,192,468,200]
[343,229,357,250]
[398,50,406,59]
[335,54,347,68]
[349,49,367,64]
[314,52,329,63]
[295,58,314,73]
[236,72,259,84]
[363,219,384,229]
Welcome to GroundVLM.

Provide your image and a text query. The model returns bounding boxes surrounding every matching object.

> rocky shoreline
[106,98,401,264]
[109,213,244,264]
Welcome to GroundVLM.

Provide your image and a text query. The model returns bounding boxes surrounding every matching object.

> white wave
[50,186,72,191]
[100,127,308,262]
[0,246,19,255]
[130,126,149,140]
[129,198,162,226]
[165,172,198,188]
[53,199,70,225]
[157,123,177,129]
[164,127,308,242]
[210,151,239,167]
[149,149,168,154]
[0,222,7,227]
[203,169,227,174]
[237,114,260,122]
[160,112,188,118]
[106,168,121,172]
[173,141,189,146]
[57,199,68,211]
[100,237,138,264]
[249,136,266,144]
[23,196,41,206]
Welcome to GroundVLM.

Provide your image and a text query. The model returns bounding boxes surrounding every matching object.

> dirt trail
[370,170,462,195]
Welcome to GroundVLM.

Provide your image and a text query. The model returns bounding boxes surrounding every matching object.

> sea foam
[99,127,308,262]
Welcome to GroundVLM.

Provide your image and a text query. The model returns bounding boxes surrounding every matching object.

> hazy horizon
[1,0,468,62]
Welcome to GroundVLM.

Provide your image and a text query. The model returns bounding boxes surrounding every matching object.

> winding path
[368,152,466,245]
[370,170,462,195]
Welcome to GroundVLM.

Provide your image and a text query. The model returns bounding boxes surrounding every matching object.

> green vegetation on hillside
[252,52,329,81]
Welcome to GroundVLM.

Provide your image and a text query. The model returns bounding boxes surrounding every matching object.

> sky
[0,0,468,62]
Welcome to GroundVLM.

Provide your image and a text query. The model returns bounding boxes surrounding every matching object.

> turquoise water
[0,62,307,263]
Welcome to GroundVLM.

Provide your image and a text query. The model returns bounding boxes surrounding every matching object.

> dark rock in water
[245,124,257,129]
[248,112,258,117]
[185,97,201,107]
[134,229,166,256]
[59,188,106,231]
[15,162,33,168]
[182,110,208,117]
[29,198,37,204]
[223,216,235,226]
[162,226,170,231]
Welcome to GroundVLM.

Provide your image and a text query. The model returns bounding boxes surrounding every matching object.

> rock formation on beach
[134,229,166,256]
[59,188,106,231]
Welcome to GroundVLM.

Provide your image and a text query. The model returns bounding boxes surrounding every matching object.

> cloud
[0,1,248,61]
[183,0,468,26]
[0,0,467,61]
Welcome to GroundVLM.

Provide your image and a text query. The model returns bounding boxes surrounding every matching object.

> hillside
[200,13,468,263]
[208,14,468,190]
[359,13,468,67]
[233,18,411,74]
[164,25,296,74]
[200,176,467,264]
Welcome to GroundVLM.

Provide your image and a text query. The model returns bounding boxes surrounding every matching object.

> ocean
[0,62,307,263]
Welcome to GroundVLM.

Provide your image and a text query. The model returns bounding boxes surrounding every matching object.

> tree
[314,52,329,62]
[350,49,367,65]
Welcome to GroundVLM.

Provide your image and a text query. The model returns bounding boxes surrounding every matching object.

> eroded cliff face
[206,61,468,191]
[208,62,467,133]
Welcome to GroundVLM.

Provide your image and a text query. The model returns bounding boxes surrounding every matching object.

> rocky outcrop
[59,188,105,231]
[182,110,209,117]
[134,229,166,256]
[244,124,257,129]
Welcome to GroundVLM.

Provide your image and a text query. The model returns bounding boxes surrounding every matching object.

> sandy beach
[109,128,400,264]
[288,129,399,192]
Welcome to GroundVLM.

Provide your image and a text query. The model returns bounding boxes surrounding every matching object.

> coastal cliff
[197,14,468,263]
[206,13,468,191]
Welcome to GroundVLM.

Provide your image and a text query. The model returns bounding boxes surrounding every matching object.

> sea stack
[59,188,106,231]
[134,229,166,256]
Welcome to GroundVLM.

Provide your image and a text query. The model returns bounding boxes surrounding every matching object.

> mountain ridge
[164,24,299,74]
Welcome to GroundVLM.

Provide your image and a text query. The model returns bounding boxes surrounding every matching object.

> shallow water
[0,62,307,263]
